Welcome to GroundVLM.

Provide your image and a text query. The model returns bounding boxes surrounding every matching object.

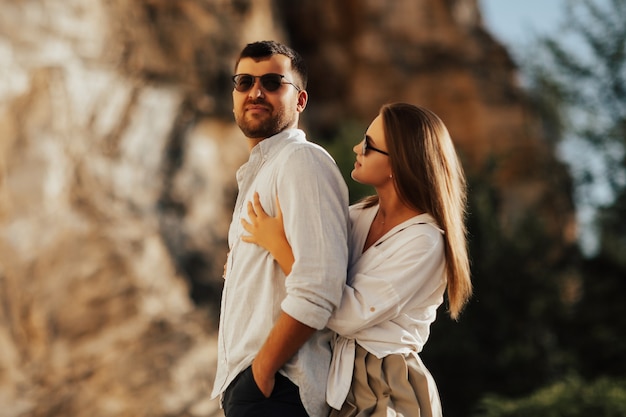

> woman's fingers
[241,217,251,231]
[275,195,283,222]
[241,192,276,247]
[247,200,257,221]
[246,193,270,224]
[240,218,255,243]
[252,192,268,219]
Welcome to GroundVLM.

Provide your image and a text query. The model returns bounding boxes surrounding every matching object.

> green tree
[422,173,577,417]
[459,2,626,415]
[476,376,626,417]
[425,3,626,415]
[524,0,626,378]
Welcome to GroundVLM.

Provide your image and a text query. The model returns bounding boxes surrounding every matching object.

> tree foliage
[523,0,626,379]
[454,1,626,415]
[422,174,578,417]
[424,1,626,415]
[476,376,626,417]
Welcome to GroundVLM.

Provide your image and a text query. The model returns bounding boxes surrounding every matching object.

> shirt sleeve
[327,226,446,336]
[278,145,350,330]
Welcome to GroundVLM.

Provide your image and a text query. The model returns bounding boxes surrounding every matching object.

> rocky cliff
[0,0,575,415]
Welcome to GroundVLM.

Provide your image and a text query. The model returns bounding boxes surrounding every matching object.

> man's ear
[296,90,308,113]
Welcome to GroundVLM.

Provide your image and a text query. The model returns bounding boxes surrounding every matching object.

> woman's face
[351,114,393,187]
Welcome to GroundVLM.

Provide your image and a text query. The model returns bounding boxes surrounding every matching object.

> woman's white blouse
[326,203,447,409]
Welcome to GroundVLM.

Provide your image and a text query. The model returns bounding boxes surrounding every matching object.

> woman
[241,103,472,416]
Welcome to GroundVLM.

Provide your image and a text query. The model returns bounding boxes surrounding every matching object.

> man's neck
[248,137,264,152]
[246,128,295,152]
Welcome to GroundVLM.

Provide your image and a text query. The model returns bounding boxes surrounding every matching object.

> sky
[480,0,566,49]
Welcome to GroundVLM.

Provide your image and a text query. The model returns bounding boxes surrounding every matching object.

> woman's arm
[241,192,295,275]
[328,229,446,336]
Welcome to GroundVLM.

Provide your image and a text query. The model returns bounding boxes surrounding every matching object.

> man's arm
[252,311,316,397]
[250,145,349,397]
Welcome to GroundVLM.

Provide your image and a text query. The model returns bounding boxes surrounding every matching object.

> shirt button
[370,307,375,312]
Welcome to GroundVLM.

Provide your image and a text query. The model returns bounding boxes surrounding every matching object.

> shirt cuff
[281,295,331,330]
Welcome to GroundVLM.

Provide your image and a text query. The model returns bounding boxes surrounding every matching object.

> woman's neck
[362,193,421,253]
[375,189,421,226]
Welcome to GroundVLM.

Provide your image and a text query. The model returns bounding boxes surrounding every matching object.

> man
[210,41,349,417]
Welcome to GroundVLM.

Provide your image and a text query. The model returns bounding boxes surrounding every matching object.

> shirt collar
[411,213,445,234]
[252,128,307,160]
[357,203,445,235]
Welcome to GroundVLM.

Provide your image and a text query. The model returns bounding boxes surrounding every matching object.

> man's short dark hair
[235,40,308,89]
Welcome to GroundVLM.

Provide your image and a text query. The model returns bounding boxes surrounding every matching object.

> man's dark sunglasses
[362,136,389,156]
[232,73,301,93]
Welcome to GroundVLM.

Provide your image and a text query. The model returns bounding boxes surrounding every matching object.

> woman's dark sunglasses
[232,73,301,93]
[362,137,389,156]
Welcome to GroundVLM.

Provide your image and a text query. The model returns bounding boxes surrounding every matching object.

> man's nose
[248,79,264,98]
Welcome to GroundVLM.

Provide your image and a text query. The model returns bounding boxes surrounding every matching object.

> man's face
[232,54,306,140]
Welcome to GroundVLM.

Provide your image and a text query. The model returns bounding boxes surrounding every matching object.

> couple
[210,40,472,417]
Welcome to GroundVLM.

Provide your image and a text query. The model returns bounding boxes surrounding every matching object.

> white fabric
[326,203,446,409]
[211,129,350,417]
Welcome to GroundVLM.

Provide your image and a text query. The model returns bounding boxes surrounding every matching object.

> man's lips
[245,104,270,112]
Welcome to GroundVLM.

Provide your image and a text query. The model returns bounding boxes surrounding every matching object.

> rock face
[0,0,575,415]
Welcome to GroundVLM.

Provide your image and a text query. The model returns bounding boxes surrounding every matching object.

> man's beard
[236,101,293,139]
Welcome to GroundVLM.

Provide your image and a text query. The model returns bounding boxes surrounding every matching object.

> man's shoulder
[279,139,333,162]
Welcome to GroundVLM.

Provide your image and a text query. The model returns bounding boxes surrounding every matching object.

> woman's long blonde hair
[364,103,472,319]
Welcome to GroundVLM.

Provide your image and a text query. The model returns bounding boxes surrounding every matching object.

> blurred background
[0,0,624,416]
